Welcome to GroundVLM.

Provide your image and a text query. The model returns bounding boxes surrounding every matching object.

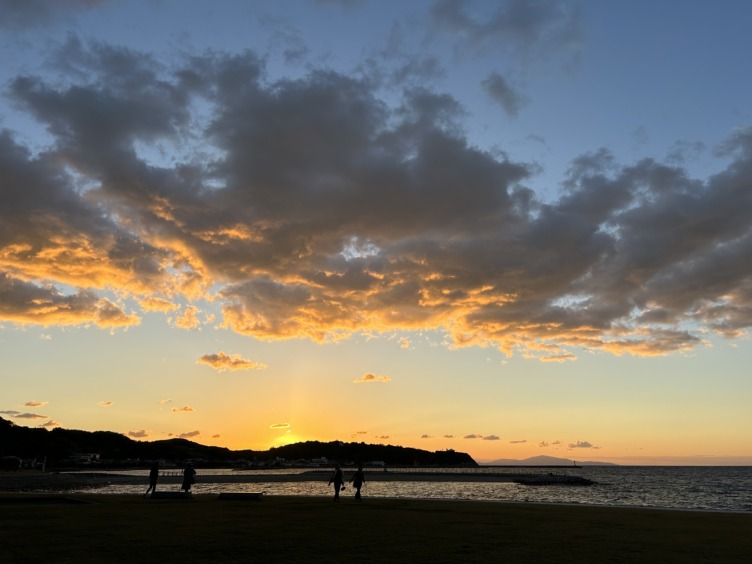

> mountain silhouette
[0,417,476,467]
[483,455,616,466]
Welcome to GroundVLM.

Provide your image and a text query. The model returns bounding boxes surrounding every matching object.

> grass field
[1,494,750,563]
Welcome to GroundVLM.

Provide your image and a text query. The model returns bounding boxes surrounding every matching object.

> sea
[63,466,752,513]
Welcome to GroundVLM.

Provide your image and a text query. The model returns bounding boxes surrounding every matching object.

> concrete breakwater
[1,469,594,492]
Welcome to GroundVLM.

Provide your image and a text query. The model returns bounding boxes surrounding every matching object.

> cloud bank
[1,36,751,362]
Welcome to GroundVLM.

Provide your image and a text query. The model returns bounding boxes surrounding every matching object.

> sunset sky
[1,0,751,465]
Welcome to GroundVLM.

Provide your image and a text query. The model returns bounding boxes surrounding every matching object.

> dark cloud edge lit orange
[1,38,751,361]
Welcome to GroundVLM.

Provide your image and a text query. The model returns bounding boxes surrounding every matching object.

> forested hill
[267,440,476,467]
[0,417,476,467]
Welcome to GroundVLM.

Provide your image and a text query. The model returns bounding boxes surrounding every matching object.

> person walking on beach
[349,465,366,501]
[181,463,196,494]
[144,461,159,497]
[328,464,345,502]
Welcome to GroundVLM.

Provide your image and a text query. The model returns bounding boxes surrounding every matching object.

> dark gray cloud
[0,273,138,327]
[2,39,752,359]
[481,72,528,117]
[13,412,48,419]
[569,440,595,449]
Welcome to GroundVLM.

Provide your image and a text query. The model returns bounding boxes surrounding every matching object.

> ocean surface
[65,466,752,513]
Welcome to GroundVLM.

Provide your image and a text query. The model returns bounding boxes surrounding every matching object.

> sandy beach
[1,491,750,563]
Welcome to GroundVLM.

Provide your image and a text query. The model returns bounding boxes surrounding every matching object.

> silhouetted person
[328,464,345,502]
[349,465,366,501]
[181,463,196,494]
[144,461,159,497]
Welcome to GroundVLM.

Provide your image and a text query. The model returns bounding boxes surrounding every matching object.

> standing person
[350,465,366,501]
[328,464,345,502]
[181,463,196,494]
[144,461,159,498]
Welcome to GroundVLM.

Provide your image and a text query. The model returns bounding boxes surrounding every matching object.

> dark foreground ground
[1,493,750,563]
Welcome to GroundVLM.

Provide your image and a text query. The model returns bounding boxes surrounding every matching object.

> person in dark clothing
[328,464,345,502]
[181,463,196,494]
[144,461,159,497]
[349,465,366,501]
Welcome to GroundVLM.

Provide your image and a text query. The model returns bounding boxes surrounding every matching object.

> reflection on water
[64,466,752,512]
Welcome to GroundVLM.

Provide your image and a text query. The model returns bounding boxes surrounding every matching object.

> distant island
[482,455,618,466]
[0,417,476,469]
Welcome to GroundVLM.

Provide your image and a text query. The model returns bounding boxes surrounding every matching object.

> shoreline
[2,491,750,516]
[2,471,749,514]
[0,469,582,489]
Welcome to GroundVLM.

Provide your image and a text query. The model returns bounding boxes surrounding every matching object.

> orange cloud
[139,297,179,312]
[171,406,195,413]
[353,373,391,384]
[174,305,201,330]
[98,401,113,407]
[24,401,48,407]
[197,352,267,372]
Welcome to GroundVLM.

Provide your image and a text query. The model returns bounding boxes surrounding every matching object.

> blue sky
[1,0,751,464]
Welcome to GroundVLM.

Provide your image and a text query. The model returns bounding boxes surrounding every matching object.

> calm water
[66,466,752,512]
